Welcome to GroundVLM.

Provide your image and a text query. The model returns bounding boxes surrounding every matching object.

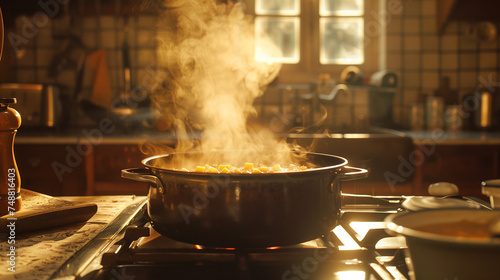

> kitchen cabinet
[15,143,151,196]
[90,144,148,195]
[15,144,88,196]
[14,133,500,200]
[414,144,500,199]
[14,131,176,196]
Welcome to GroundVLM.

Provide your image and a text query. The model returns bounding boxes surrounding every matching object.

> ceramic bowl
[385,209,500,280]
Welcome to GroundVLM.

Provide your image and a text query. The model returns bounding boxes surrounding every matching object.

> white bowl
[385,209,500,280]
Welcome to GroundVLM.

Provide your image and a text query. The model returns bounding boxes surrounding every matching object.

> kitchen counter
[0,195,147,280]
[403,129,500,145]
[15,126,500,146]
[15,128,180,145]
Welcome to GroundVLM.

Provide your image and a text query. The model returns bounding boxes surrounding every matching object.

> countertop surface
[403,129,500,145]
[14,128,180,145]
[0,194,146,280]
[12,127,500,145]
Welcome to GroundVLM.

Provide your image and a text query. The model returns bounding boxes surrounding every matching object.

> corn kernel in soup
[181,163,308,173]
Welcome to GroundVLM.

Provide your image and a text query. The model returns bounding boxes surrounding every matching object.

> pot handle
[341,166,369,181]
[121,168,165,194]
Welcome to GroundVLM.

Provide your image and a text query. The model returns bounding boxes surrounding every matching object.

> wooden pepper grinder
[0,98,22,216]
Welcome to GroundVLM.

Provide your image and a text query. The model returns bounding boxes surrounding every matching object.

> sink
[286,127,414,185]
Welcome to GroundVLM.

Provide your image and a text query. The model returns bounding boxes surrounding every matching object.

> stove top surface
[57,194,489,280]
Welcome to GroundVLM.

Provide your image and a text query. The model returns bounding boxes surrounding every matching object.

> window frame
[245,0,379,84]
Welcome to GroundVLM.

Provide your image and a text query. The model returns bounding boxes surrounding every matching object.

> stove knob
[482,179,500,209]
[428,182,459,197]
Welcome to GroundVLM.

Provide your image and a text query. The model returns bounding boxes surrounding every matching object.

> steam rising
[150,0,301,168]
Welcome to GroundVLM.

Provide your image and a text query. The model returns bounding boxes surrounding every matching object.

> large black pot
[122,152,367,248]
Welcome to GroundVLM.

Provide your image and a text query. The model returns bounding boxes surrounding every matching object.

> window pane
[320,18,364,64]
[255,0,300,16]
[320,0,363,16]
[255,17,300,64]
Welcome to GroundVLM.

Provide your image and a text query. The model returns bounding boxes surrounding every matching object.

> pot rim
[141,151,348,176]
[385,208,500,247]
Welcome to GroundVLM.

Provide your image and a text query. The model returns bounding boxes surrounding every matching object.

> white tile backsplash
[137,49,157,68]
[421,1,436,16]
[36,49,53,67]
[16,49,36,67]
[386,35,401,52]
[479,38,498,50]
[17,69,36,84]
[55,69,76,88]
[384,0,500,128]
[402,0,420,17]
[460,53,477,69]
[459,35,478,51]
[100,30,118,48]
[422,53,439,70]
[36,69,51,84]
[460,71,479,89]
[137,30,157,47]
[404,36,421,52]
[35,28,54,48]
[403,71,420,88]
[386,53,402,69]
[478,72,498,87]
[402,89,419,103]
[138,16,157,28]
[480,51,497,69]
[421,16,437,34]
[99,50,116,69]
[403,18,420,34]
[386,17,402,34]
[83,17,99,29]
[100,16,116,29]
[440,35,458,51]
[443,21,458,34]
[441,53,458,70]
[82,32,99,49]
[421,71,440,90]
[421,35,438,52]
[403,53,420,70]
[11,12,159,108]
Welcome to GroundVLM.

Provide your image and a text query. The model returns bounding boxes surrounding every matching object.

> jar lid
[0,98,16,104]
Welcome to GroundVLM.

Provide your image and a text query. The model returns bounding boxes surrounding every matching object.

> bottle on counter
[425,95,444,130]
[0,98,22,216]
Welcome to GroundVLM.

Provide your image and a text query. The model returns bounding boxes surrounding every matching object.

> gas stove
[50,194,489,280]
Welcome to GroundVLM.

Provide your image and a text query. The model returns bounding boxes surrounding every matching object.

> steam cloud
[150,0,301,168]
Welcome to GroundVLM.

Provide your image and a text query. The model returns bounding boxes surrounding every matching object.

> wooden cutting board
[0,189,97,233]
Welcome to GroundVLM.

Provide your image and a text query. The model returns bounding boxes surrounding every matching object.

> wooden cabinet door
[14,144,87,196]
[92,144,148,195]
[416,144,500,198]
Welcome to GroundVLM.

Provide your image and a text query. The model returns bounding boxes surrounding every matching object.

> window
[248,0,378,84]
[254,0,301,63]
[319,0,364,64]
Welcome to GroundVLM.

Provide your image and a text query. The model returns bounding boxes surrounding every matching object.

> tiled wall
[385,0,500,128]
[255,83,371,134]
[11,3,158,125]
[9,0,500,130]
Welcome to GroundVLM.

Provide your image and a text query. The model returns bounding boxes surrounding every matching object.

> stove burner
[90,197,409,280]
[68,194,489,280]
